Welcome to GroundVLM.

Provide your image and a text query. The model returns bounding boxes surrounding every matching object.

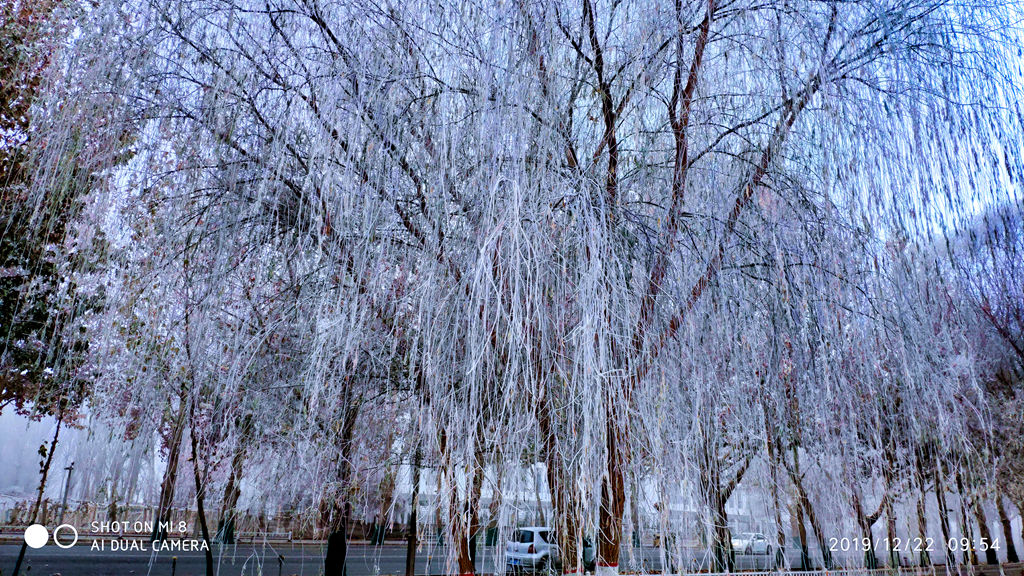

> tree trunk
[466,443,486,570]
[598,403,627,576]
[216,420,249,545]
[954,470,977,565]
[13,410,64,576]
[762,409,786,570]
[538,386,581,574]
[972,496,998,565]
[933,459,952,564]
[374,431,397,545]
[996,494,1019,563]
[437,426,478,576]
[914,452,931,566]
[697,418,728,573]
[886,489,899,568]
[405,443,422,576]
[852,490,878,569]
[788,458,833,569]
[795,495,811,571]
[189,408,214,576]
[152,398,187,541]
[1015,497,1024,565]
[324,401,360,576]
[916,490,931,566]
[714,491,733,573]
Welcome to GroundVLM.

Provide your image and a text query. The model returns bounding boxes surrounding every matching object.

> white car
[505,527,596,573]
[732,532,771,555]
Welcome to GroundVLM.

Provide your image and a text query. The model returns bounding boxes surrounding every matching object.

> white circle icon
[24,524,48,548]
[53,524,78,548]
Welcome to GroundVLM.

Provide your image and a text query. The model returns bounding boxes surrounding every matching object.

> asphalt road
[5,541,1011,576]
[0,541,668,576]
[3,541,462,576]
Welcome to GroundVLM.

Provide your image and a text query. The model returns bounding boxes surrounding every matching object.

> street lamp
[58,462,74,525]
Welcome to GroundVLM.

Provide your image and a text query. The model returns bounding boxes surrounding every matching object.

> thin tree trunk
[916,490,931,566]
[914,451,931,566]
[933,459,952,564]
[972,496,998,565]
[598,399,627,576]
[783,373,831,570]
[153,397,187,541]
[189,406,214,576]
[405,442,422,576]
[536,367,580,575]
[374,431,397,545]
[217,418,250,545]
[762,406,786,570]
[795,489,811,570]
[955,471,976,565]
[324,400,360,576]
[996,494,1019,563]
[886,489,899,568]
[1015,497,1024,564]
[464,440,486,571]
[697,414,729,573]
[852,489,878,569]
[789,463,833,569]
[13,409,64,576]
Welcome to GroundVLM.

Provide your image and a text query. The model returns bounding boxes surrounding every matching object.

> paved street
[0,541,665,576]
[3,541,1022,576]
[3,541,466,576]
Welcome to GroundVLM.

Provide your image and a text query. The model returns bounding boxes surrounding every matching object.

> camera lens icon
[53,524,79,548]
[24,524,47,549]
[23,524,78,549]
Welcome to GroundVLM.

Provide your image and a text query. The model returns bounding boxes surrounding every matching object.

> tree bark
[152,397,187,541]
[914,451,931,566]
[971,496,999,565]
[794,465,811,570]
[374,431,398,545]
[598,405,627,576]
[189,405,214,576]
[955,470,976,565]
[324,400,360,576]
[852,489,878,569]
[437,426,480,576]
[467,443,486,570]
[13,408,64,576]
[405,442,422,576]
[788,460,833,569]
[537,386,580,574]
[762,404,787,570]
[996,494,1019,563]
[933,459,952,564]
[217,417,250,545]
[916,489,931,566]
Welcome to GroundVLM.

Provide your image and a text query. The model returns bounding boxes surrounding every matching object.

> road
[0,541,667,576]
[5,541,459,576]
[4,541,1020,576]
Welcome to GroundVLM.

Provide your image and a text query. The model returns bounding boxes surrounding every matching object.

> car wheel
[537,557,549,575]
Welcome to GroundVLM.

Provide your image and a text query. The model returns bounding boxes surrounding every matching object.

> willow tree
[17,0,1024,575]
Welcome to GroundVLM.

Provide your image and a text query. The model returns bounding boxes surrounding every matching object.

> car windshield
[513,530,534,543]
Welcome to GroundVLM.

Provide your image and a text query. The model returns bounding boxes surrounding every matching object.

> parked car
[505,527,597,573]
[731,532,771,555]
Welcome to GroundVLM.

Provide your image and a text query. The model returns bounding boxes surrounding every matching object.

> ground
[2,541,1022,576]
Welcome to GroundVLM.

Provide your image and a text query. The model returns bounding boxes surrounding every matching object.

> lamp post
[58,462,74,525]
